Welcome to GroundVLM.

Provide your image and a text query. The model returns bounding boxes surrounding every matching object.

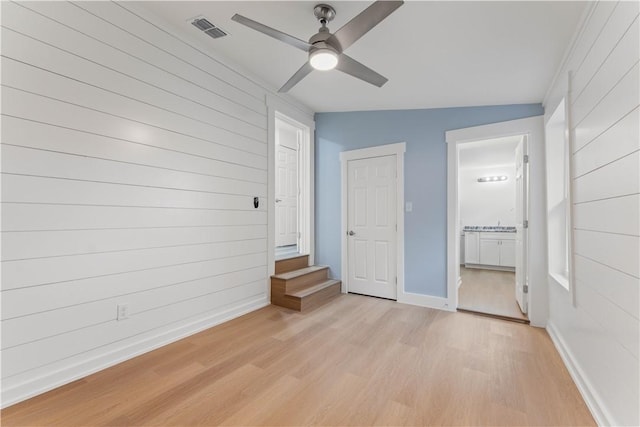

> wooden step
[274,279,342,312]
[288,279,341,299]
[271,263,340,312]
[275,254,309,274]
[271,265,329,294]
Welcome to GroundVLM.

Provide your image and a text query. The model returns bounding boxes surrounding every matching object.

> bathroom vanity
[463,226,516,270]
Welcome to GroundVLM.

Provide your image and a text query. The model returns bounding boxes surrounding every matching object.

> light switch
[405,202,413,212]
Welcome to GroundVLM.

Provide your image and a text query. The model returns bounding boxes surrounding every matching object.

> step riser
[274,269,329,293]
[275,255,309,274]
[271,293,301,311]
[300,282,341,311]
[271,281,341,312]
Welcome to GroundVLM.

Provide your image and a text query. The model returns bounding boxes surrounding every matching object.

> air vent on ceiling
[190,17,228,39]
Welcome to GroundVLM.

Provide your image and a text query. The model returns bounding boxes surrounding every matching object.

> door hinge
[523,154,529,164]
[395,276,397,284]
[523,284,529,293]
[523,220,529,229]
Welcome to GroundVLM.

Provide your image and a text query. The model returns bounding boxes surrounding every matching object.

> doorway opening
[274,113,311,261]
[456,135,529,323]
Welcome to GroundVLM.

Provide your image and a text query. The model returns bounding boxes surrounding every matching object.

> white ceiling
[137,1,587,112]
[459,135,522,169]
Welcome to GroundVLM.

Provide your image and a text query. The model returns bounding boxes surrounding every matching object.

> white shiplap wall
[543,1,639,425]
[0,0,310,407]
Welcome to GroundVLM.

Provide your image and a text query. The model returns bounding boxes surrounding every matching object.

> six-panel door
[347,155,397,299]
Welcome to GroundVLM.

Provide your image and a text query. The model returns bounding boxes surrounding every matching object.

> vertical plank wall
[0,1,309,406]
[543,1,639,425]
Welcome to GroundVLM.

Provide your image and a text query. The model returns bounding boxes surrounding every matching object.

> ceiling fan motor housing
[309,6,341,55]
[313,4,336,25]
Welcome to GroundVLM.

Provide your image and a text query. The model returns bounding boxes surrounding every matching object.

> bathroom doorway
[456,135,529,322]
[274,112,312,261]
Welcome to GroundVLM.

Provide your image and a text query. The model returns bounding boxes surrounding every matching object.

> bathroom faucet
[497,220,501,226]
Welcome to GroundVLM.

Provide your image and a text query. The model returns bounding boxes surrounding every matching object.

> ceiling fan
[231,1,404,93]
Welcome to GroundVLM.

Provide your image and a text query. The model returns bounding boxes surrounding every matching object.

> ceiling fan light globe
[309,49,338,70]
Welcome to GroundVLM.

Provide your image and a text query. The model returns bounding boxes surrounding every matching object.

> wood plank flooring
[1,294,594,426]
[459,266,529,321]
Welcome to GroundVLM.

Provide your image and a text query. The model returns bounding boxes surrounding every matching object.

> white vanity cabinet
[479,239,500,265]
[464,231,515,269]
[499,239,516,267]
[464,232,480,264]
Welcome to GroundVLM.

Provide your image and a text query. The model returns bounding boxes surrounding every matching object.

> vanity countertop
[463,226,516,233]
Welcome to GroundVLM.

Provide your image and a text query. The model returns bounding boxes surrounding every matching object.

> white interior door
[275,123,298,247]
[515,136,529,313]
[347,155,397,299]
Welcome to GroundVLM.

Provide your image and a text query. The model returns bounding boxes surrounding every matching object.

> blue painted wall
[315,104,543,298]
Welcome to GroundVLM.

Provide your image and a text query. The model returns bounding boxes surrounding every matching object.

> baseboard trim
[397,291,455,312]
[546,321,613,426]
[1,296,269,409]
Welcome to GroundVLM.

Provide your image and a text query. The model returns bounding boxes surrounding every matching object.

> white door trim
[266,95,315,300]
[445,115,548,327]
[340,142,405,299]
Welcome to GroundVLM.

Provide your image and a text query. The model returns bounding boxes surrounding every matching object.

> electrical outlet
[117,304,130,321]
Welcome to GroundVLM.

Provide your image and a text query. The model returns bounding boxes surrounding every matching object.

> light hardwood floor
[458,267,529,322]
[1,294,594,426]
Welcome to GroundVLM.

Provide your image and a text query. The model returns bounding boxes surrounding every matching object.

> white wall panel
[2,58,266,154]
[3,204,267,232]
[573,194,639,236]
[576,277,639,359]
[2,266,266,349]
[2,225,267,261]
[3,239,267,290]
[573,255,638,320]
[0,24,266,128]
[2,175,262,212]
[573,230,639,278]
[2,253,267,320]
[573,107,639,177]
[2,89,267,169]
[543,2,640,425]
[0,0,315,407]
[573,62,639,152]
[573,151,639,203]
[572,18,639,125]
[1,115,267,184]
[571,2,639,100]
[560,2,617,84]
[1,39,267,135]
[2,144,266,197]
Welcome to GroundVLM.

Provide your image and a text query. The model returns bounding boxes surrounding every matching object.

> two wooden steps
[271,255,341,311]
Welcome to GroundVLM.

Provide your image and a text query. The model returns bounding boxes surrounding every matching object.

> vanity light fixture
[477,175,508,183]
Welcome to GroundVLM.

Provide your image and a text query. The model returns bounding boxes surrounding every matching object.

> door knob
[275,198,282,203]
[348,230,356,236]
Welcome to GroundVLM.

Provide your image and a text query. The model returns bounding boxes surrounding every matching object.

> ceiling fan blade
[326,1,403,52]
[279,62,314,92]
[336,54,388,87]
[231,14,311,52]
